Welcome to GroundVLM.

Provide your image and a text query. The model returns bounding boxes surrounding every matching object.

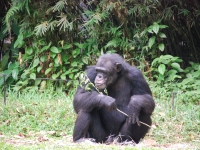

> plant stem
[116,108,152,128]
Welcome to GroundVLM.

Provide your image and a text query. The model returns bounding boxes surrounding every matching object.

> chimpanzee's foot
[120,140,136,146]
[105,134,136,146]
[105,135,117,144]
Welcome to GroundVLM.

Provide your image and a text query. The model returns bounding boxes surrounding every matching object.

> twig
[117,108,129,117]
[116,108,151,128]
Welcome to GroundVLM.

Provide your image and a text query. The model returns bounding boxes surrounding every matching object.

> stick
[116,108,151,128]
[117,108,128,117]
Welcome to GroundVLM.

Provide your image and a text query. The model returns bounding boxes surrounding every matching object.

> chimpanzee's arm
[127,67,155,124]
[73,66,116,113]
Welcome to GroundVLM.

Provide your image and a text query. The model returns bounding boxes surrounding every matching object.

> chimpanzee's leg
[73,110,108,143]
[119,114,152,143]
[73,110,91,142]
[87,110,109,143]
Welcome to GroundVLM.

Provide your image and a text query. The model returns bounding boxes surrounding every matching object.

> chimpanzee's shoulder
[125,65,143,77]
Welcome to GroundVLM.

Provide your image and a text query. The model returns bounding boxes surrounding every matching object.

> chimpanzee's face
[94,67,108,90]
[94,58,122,90]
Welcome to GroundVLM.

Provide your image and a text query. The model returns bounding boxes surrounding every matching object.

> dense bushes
[151,56,200,104]
[0,0,200,104]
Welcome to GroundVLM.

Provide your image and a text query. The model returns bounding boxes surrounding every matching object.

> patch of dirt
[137,139,193,149]
[0,132,198,149]
[1,131,73,147]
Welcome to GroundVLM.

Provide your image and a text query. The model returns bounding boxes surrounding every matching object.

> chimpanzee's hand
[98,95,116,111]
[127,107,141,126]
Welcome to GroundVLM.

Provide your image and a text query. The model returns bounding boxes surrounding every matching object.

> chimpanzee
[73,53,155,144]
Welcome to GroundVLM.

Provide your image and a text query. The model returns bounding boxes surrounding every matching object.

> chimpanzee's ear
[115,63,122,72]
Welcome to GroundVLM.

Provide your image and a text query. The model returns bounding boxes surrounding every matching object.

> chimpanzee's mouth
[95,83,106,90]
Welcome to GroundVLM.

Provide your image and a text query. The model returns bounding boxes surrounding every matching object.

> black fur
[73,54,155,143]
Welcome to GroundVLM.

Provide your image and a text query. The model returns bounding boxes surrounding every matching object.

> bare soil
[0,132,197,149]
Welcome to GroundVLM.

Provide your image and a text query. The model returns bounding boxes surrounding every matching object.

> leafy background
[0,0,200,104]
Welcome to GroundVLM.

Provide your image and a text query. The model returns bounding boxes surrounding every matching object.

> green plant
[151,55,183,84]
[140,21,168,55]
[126,21,168,72]
[151,60,200,104]
[1,0,100,91]
[2,0,200,93]
[175,62,200,104]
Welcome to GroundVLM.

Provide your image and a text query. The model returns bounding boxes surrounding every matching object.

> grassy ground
[0,85,199,149]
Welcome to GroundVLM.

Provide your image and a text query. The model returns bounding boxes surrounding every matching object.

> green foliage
[130,21,168,64]
[5,0,31,33]
[151,57,200,104]
[14,41,90,91]
[145,22,167,52]
[1,0,99,91]
[0,62,20,87]
[151,55,183,84]
[175,62,200,104]
[1,0,200,96]
[5,6,19,32]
